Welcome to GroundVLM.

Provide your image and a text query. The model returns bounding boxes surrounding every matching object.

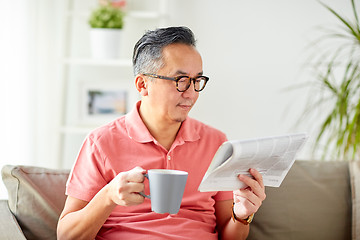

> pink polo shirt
[66,101,233,239]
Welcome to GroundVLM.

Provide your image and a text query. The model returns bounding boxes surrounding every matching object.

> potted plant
[301,0,360,161]
[89,0,125,59]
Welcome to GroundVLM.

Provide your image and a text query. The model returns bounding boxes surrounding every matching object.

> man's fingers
[238,169,266,200]
[126,167,146,183]
[119,191,145,206]
[233,188,262,207]
[109,167,148,206]
[127,182,145,194]
[249,168,264,188]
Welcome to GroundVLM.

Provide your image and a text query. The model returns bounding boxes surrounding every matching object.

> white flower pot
[90,28,123,59]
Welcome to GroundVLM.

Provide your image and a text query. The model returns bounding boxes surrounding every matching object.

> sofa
[1,160,359,240]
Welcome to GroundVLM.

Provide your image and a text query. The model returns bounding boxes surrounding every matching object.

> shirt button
[167,155,171,160]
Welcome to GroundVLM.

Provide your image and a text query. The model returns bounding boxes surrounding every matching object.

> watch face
[247,213,254,223]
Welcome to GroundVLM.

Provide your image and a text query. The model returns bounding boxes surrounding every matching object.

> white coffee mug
[140,169,188,214]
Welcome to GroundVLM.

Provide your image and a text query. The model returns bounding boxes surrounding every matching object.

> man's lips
[177,103,193,109]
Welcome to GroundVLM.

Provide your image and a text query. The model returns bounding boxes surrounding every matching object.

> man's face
[145,43,203,124]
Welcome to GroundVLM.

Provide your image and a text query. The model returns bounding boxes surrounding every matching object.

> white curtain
[0,0,62,199]
[0,1,32,199]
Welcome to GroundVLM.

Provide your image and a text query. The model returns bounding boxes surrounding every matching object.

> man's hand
[232,168,266,219]
[107,166,147,207]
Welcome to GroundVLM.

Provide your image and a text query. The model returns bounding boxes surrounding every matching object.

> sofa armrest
[0,200,26,240]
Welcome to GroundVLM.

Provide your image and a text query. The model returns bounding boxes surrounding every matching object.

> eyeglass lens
[177,77,207,92]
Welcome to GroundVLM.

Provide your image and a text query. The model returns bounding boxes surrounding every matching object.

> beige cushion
[248,160,351,240]
[1,165,69,240]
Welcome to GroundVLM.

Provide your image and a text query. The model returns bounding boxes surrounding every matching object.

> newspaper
[198,133,308,192]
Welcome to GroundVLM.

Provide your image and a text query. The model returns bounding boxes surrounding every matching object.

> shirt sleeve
[213,191,233,201]
[66,135,109,202]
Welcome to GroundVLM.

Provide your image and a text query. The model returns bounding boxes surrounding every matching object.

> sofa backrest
[248,160,351,240]
[1,165,69,240]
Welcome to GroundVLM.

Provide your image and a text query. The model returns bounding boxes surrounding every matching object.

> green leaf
[319,1,360,42]
[301,1,360,160]
[89,5,124,29]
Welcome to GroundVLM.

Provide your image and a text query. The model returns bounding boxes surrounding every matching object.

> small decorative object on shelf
[89,0,126,59]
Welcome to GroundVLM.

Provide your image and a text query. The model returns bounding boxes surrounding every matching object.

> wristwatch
[231,202,254,225]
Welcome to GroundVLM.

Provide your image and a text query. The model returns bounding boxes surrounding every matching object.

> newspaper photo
[198,133,308,192]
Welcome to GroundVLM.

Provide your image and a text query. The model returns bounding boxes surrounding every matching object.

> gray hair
[132,26,196,76]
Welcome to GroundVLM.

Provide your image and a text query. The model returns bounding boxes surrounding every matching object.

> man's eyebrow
[175,70,203,76]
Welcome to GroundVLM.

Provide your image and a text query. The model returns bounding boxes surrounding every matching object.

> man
[57,26,266,240]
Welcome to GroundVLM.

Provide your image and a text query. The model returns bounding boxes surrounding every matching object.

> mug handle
[139,173,150,199]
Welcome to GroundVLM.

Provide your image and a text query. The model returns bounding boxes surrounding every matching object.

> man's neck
[139,103,182,151]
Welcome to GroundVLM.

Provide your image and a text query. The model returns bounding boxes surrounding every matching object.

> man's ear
[135,74,148,96]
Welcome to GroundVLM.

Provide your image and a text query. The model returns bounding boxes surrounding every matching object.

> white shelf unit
[57,0,168,168]
[63,58,132,66]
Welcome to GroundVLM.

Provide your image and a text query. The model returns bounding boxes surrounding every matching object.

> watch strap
[231,202,254,225]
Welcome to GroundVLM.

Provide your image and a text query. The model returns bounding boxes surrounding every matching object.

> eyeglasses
[143,73,209,92]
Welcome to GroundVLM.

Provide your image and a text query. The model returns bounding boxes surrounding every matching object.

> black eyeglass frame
[142,73,209,92]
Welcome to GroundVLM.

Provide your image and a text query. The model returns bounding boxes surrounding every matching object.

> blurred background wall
[0,0,351,198]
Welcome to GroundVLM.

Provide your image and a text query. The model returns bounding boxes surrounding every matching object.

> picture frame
[79,81,131,125]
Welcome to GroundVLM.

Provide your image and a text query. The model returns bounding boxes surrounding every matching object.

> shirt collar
[125,101,154,143]
[125,101,200,144]
[176,117,200,143]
